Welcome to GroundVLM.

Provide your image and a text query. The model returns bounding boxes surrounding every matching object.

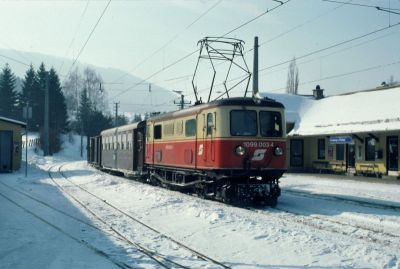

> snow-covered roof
[0,116,27,127]
[262,86,400,136]
[261,92,315,124]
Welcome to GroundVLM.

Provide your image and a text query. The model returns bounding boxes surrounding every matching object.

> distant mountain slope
[0,48,179,115]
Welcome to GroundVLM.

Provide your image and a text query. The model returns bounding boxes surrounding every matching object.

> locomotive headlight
[235,145,246,156]
[274,146,283,156]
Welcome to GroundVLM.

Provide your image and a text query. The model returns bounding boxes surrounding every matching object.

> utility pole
[173,90,191,110]
[44,72,50,156]
[23,103,32,177]
[114,102,120,127]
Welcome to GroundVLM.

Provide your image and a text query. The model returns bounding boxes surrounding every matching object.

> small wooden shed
[0,117,26,172]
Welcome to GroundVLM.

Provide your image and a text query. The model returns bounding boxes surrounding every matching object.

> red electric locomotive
[145,96,286,205]
[90,37,287,206]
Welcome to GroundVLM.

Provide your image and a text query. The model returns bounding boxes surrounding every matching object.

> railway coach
[90,96,286,206]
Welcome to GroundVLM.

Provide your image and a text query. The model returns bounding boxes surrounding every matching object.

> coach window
[318,139,325,159]
[154,125,162,139]
[185,119,196,137]
[207,113,214,136]
[260,111,282,137]
[365,137,376,161]
[230,110,257,136]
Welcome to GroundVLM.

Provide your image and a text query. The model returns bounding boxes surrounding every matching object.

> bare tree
[62,67,83,119]
[286,57,299,94]
[83,67,108,112]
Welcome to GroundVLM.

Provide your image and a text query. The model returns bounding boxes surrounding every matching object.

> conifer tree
[48,67,68,133]
[0,64,19,119]
[20,65,40,128]
[77,87,92,136]
[29,63,46,130]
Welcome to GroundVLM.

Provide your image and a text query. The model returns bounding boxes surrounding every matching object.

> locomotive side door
[202,112,215,166]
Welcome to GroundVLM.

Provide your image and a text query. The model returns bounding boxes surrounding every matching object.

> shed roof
[0,116,27,127]
[262,86,400,136]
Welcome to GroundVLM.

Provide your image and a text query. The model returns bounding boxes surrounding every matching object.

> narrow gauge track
[248,202,400,248]
[53,163,231,269]
[0,187,131,269]
[283,189,400,212]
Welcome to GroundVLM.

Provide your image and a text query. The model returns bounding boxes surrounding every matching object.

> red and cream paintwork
[145,98,286,173]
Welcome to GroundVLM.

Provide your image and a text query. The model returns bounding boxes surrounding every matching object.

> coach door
[136,122,146,172]
[0,131,12,172]
[387,136,398,175]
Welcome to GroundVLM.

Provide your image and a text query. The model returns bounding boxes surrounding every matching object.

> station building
[0,116,26,172]
[266,85,400,178]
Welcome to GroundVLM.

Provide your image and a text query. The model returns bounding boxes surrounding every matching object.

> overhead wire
[153,0,349,89]
[267,59,400,93]
[0,54,30,67]
[259,21,400,73]
[321,0,400,11]
[65,0,112,79]
[58,0,91,75]
[110,0,291,101]
[109,0,223,85]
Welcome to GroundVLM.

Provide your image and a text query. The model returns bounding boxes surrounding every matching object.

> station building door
[387,136,398,174]
[0,131,12,172]
[290,139,304,168]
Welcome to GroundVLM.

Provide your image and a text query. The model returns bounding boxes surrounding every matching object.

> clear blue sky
[0,0,399,101]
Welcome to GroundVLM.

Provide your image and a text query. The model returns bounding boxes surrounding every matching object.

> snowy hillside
[0,48,179,115]
[0,135,399,268]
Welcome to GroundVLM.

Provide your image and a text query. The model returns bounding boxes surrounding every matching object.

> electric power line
[322,0,400,11]
[109,0,222,85]
[259,21,400,73]
[0,54,30,67]
[65,0,112,78]
[267,59,400,93]
[58,0,91,75]
[110,0,291,101]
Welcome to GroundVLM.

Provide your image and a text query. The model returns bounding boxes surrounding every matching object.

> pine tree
[77,87,92,136]
[30,63,46,131]
[0,64,19,119]
[20,65,40,129]
[41,68,68,154]
[48,67,68,134]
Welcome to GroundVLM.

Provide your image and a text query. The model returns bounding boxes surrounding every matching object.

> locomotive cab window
[260,111,282,137]
[230,110,257,136]
[154,125,162,139]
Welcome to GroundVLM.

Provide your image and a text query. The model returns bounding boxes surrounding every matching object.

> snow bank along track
[51,163,232,269]
[283,189,400,212]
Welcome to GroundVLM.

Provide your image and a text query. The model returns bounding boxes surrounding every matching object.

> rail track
[88,163,400,249]
[247,191,400,248]
[0,188,132,269]
[52,163,231,269]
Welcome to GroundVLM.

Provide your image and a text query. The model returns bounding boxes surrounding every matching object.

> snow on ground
[1,135,400,268]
